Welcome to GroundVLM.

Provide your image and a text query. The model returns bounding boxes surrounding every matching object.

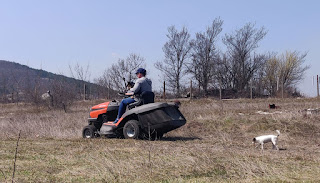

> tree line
[0,18,310,106]
[98,18,309,98]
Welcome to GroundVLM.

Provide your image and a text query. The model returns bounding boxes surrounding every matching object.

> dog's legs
[255,143,260,149]
[274,139,280,151]
[272,139,279,150]
[275,142,279,150]
[261,142,264,150]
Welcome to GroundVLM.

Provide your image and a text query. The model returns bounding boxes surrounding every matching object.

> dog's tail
[276,130,280,136]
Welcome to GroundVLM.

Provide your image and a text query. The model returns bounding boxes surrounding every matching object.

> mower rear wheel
[123,120,140,139]
[82,125,98,139]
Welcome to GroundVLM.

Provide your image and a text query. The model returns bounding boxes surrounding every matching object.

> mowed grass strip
[0,98,320,182]
[1,136,320,182]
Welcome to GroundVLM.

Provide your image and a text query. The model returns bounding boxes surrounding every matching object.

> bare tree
[278,51,309,90]
[0,69,23,103]
[0,72,9,102]
[69,62,91,82]
[261,51,309,97]
[263,54,280,96]
[8,69,23,103]
[69,62,91,100]
[23,71,44,106]
[100,53,146,91]
[188,18,223,95]
[124,54,146,81]
[94,70,116,99]
[155,26,192,97]
[223,23,267,93]
[216,53,233,89]
[49,79,77,112]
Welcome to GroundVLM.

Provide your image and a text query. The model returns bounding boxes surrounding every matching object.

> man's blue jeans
[115,97,135,122]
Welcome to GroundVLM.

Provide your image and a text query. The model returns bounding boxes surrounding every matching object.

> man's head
[135,68,146,78]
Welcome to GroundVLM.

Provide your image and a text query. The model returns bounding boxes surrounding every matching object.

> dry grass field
[1,98,320,182]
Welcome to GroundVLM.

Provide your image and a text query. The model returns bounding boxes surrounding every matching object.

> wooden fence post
[282,80,284,99]
[317,75,319,98]
[219,79,222,100]
[83,84,86,101]
[250,79,253,99]
[163,81,166,99]
[190,80,192,100]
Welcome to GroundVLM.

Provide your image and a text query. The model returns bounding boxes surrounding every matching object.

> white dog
[252,130,280,150]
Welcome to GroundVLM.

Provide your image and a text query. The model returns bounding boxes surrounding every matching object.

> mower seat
[128,91,155,109]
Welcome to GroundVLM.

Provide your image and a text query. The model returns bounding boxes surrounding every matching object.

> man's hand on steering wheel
[125,92,134,96]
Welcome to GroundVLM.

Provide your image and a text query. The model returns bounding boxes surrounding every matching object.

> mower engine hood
[91,102,109,110]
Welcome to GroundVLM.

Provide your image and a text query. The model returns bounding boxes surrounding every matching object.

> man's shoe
[113,118,119,124]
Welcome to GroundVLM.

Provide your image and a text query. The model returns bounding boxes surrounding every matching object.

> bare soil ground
[1,98,320,182]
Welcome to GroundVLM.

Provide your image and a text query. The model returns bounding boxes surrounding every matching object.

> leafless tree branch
[187,18,223,95]
[98,53,146,91]
[222,23,267,92]
[155,26,192,97]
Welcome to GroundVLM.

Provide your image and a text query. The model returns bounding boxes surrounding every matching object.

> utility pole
[282,78,284,99]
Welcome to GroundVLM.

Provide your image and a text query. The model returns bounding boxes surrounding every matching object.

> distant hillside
[0,60,107,102]
[0,60,86,85]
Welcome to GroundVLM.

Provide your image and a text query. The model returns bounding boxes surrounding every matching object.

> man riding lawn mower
[82,68,186,140]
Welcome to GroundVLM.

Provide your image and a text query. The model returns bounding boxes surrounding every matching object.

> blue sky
[0,0,319,96]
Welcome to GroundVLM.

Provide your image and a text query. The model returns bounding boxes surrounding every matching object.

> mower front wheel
[123,120,140,139]
[82,125,98,139]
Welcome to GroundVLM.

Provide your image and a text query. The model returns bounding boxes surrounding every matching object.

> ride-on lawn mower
[82,91,186,140]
